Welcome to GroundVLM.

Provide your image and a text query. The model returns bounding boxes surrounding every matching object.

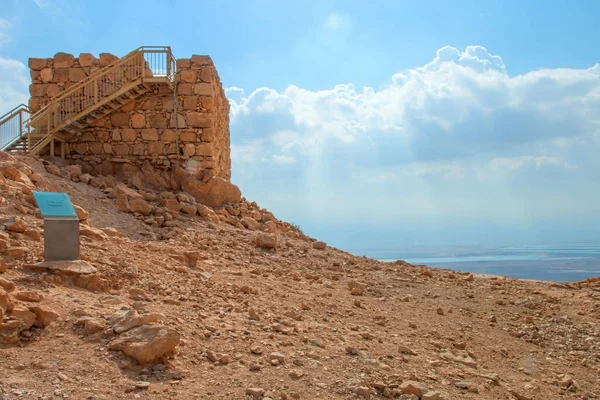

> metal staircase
[0,46,177,157]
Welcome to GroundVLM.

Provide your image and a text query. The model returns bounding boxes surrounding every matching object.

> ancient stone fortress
[27,49,233,202]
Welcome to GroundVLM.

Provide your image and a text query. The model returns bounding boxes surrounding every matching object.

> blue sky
[2,0,600,252]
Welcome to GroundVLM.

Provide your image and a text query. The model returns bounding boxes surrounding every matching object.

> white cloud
[228,46,600,169]
[270,154,297,165]
[33,0,50,8]
[0,57,30,115]
[0,18,14,46]
[489,156,574,172]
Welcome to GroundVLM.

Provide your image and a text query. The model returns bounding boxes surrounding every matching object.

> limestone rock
[181,176,241,207]
[129,198,153,216]
[25,260,97,275]
[74,204,89,221]
[110,309,159,334]
[109,324,180,364]
[254,232,277,249]
[0,277,16,292]
[240,217,261,231]
[14,291,44,302]
[11,306,37,330]
[29,305,60,328]
[422,391,448,400]
[400,381,426,397]
[312,241,327,250]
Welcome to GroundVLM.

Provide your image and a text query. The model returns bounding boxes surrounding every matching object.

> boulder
[29,305,60,328]
[109,324,180,364]
[400,381,427,398]
[11,306,37,330]
[181,176,241,207]
[240,217,261,231]
[254,233,277,249]
[110,309,159,334]
[313,241,327,250]
[129,198,153,216]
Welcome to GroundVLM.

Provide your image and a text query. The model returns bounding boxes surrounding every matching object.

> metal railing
[0,104,31,151]
[26,46,176,155]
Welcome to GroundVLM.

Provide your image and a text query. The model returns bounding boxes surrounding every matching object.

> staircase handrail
[0,104,31,151]
[0,104,30,124]
[27,46,175,126]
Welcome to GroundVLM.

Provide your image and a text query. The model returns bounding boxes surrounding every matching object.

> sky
[1,0,600,253]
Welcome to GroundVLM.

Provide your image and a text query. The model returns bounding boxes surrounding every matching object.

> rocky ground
[0,151,599,400]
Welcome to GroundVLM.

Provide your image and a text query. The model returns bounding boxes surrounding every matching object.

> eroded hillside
[0,152,599,400]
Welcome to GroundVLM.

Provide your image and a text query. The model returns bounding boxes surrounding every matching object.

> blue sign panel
[33,192,77,218]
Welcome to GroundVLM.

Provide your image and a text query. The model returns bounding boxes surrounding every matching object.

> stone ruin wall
[27,52,231,188]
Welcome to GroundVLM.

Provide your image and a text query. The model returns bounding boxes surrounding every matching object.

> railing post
[27,123,31,152]
[18,110,23,139]
[50,137,55,157]
[94,81,98,103]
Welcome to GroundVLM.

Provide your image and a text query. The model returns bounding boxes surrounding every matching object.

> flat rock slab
[25,260,97,275]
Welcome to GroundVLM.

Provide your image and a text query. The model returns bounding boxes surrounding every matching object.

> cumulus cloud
[228,46,600,171]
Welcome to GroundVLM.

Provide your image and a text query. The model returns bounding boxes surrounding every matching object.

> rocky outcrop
[109,324,180,364]
[181,175,241,207]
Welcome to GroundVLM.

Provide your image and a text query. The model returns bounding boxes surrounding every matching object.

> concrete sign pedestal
[32,192,79,261]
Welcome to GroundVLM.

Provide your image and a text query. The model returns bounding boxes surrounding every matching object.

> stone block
[195,143,213,156]
[112,144,130,156]
[180,131,197,142]
[121,129,137,142]
[141,129,158,141]
[183,96,197,110]
[80,132,95,142]
[191,55,212,66]
[30,70,40,81]
[29,58,47,71]
[52,68,69,83]
[201,97,215,112]
[89,142,103,154]
[147,142,164,154]
[177,84,193,95]
[199,67,211,82]
[186,112,212,128]
[142,97,159,110]
[170,113,186,129]
[120,100,136,112]
[103,143,112,153]
[72,143,87,155]
[201,127,214,142]
[46,84,61,98]
[176,59,191,69]
[69,68,87,82]
[180,70,197,83]
[78,53,96,67]
[110,112,129,128]
[132,143,145,156]
[111,129,122,141]
[53,52,75,68]
[40,68,53,83]
[194,83,213,96]
[149,114,168,128]
[183,143,195,156]
[160,129,176,142]
[99,53,119,67]
[162,97,174,111]
[131,114,145,129]
[30,84,46,97]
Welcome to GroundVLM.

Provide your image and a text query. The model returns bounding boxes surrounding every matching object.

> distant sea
[355,244,600,283]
